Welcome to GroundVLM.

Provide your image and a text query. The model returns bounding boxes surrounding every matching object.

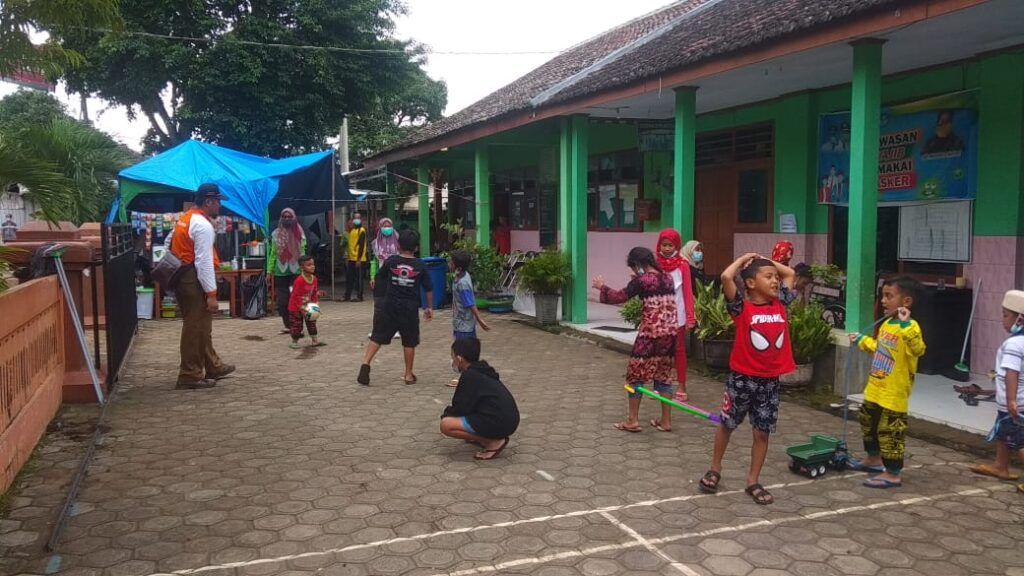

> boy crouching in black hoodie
[441,338,520,460]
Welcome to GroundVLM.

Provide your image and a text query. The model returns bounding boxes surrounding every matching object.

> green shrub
[809,263,843,287]
[619,296,643,328]
[693,280,735,341]
[788,301,835,364]
[441,221,503,294]
[519,249,571,295]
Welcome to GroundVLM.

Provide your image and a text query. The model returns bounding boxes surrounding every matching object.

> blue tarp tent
[108,140,352,230]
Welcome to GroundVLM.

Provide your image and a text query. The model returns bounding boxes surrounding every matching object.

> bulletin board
[898,200,972,263]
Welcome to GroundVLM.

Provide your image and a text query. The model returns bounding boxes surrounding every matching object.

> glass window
[737,169,769,224]
[587,151,643,231]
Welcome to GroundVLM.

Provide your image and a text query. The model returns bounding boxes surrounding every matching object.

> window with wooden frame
[696,124,775,232]
[491,168,539,230]
[587,150,643,231]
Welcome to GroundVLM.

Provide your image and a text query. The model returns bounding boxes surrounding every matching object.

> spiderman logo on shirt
[748,312,787,352]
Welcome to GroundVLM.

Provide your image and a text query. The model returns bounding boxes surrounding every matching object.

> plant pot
[487,294,515,313]
[780,363,814,387]
[533,293,560,325]
[701,338,733,370]
[690,331,703,360]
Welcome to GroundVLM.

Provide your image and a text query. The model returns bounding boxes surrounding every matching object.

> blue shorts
[460,416,476,435]
[628,381,673,399]
[453,330,477,340]
[991,412,1024,450]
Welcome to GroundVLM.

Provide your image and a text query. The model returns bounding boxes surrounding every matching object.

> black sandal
[699,470,721,494]
[745,483,774,505]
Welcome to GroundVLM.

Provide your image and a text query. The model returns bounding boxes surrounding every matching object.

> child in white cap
[970,289,1024,494]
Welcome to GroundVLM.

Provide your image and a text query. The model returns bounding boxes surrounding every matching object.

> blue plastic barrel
[420,256,448,309]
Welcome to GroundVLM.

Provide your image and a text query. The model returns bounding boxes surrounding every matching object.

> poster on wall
[817,91,978,205]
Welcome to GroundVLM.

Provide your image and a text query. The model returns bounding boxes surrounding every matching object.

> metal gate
[101,223,138,386]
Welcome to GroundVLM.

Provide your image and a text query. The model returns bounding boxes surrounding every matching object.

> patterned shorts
[992,411,1024,450]
[721,372,780,433]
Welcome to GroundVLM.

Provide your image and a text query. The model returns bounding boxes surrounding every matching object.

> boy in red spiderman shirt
[288,255,326,349]
[698,253,796,505]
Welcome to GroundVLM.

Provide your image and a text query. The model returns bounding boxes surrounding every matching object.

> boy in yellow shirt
[848,276,926,488]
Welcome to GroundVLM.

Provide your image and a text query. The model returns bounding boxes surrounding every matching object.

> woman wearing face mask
[267,208,307,334]
[680,240,706,294]
[367,217,400,338]
[656,229,697,411]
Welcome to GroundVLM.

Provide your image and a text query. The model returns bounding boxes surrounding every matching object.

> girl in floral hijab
[372,217,399,267]
[270,208,305,275]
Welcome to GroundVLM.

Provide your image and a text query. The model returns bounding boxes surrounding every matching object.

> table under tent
[106,140,354,317]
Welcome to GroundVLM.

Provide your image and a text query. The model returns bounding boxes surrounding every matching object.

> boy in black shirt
[358,230,433,386]
[441,337,519,460]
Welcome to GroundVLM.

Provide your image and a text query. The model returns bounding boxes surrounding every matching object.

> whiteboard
[898,201,972,263]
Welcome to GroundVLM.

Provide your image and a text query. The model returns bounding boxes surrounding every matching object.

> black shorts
[370,309,419,348]
[720,372,781,433]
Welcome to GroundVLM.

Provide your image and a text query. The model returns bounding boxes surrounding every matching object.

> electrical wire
[73,27,565,56]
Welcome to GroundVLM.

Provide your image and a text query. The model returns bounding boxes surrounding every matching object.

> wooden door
[694,167,736,276]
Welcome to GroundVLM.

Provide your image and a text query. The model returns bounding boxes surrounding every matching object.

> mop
[952,278,981,381]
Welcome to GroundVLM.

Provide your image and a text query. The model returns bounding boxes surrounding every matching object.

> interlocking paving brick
[0,302,1020,575]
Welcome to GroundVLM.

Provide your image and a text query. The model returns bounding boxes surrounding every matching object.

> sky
[0,0,672,152]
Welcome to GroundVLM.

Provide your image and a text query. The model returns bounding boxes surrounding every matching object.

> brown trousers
[177,266,225,381]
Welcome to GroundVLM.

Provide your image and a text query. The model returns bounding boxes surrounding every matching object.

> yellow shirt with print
[857,319,926,413]
[346,227,368,262]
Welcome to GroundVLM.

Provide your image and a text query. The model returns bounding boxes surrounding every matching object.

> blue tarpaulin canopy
[109,140,351,230]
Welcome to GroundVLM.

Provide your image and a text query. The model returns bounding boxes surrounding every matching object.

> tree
[348,62,447,164]
[0,90,134,224]
[58,0,448,157]
[0,87,68,130]
[0,0,121,77]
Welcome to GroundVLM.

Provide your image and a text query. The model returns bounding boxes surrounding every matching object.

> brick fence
[0,276,65,492]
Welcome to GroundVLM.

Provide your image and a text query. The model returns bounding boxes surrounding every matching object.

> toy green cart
[785,434,848,478]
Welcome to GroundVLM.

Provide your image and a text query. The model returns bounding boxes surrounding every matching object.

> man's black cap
[194,183,225,203]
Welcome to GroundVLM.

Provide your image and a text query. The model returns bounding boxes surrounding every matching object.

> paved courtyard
[2,301,1024,576]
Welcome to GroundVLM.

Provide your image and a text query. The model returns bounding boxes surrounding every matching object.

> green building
[362,0,1024,372]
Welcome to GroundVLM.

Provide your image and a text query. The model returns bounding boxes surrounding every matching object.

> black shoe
[175,379,216,390]
[355,296,364,302]
[357,363,371,386]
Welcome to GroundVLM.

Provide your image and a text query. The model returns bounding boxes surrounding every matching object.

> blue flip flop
[863,477,902,489]
[847,458,884,474]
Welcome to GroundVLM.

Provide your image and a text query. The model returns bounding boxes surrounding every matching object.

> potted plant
[781,301,835,387]
[519,248,572,325]
[693,280,735,370]
[619,296,642,330]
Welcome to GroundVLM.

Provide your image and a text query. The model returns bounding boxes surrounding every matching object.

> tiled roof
[370,0,900,162]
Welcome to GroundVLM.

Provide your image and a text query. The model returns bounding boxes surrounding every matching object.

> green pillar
[417,163,430,256]
[384,172,396,220]
[475,145,491,246]
[673,87,697,239]
[569,115,589,324]
[558,118,573,319]
[846,40,884,330]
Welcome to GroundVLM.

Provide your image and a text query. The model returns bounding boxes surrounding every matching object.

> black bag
[242,271,267,319]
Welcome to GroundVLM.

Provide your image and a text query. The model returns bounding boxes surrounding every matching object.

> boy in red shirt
[698,253,796,505]
[289,255,325,348]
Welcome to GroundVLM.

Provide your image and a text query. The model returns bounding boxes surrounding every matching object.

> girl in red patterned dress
[592,247,678,433]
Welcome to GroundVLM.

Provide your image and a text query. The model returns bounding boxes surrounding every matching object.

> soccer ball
[303,303,321,322]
